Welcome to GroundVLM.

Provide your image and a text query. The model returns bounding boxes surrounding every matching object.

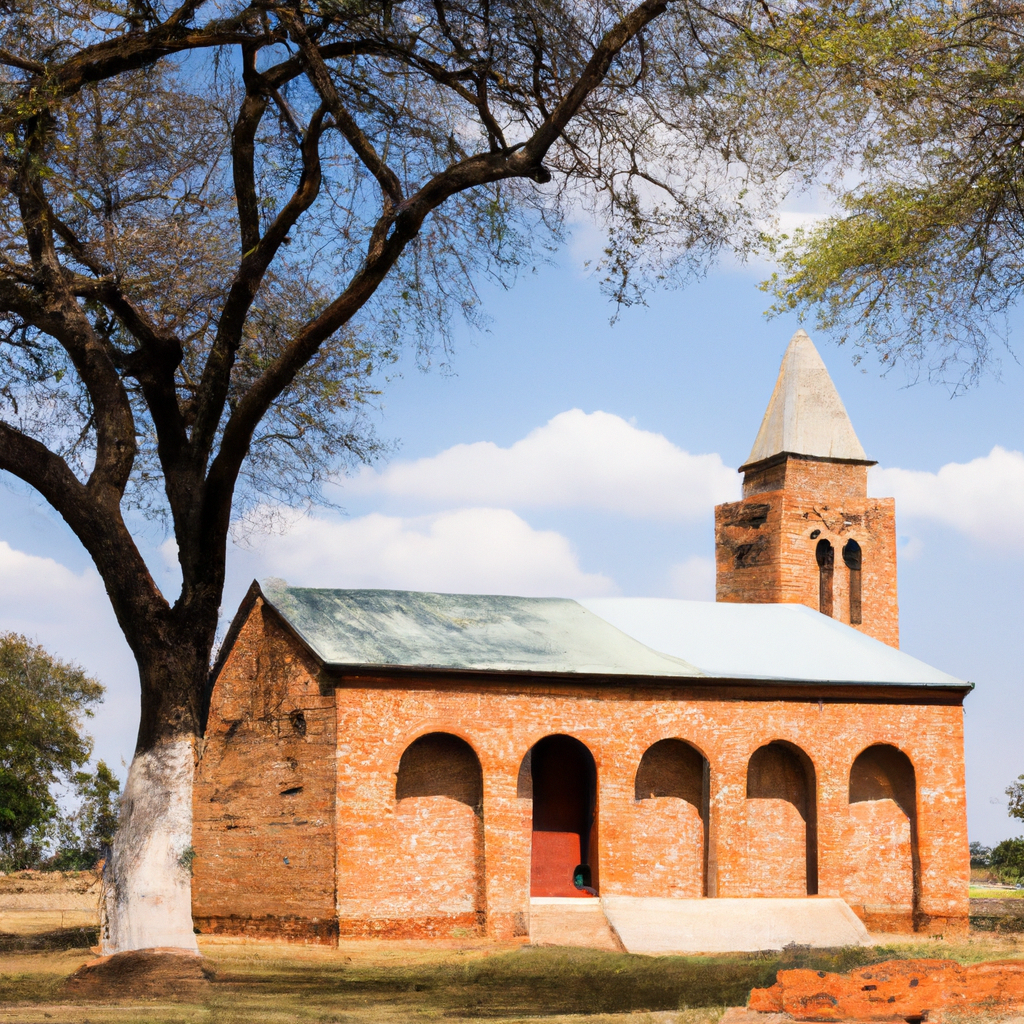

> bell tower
[714,329,899,648]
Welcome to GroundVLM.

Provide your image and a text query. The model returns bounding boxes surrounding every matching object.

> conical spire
[741,329,869,469]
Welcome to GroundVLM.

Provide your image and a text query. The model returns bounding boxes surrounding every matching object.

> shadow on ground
[2,932,1023,1022]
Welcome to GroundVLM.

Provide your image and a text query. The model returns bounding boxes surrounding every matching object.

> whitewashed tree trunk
[101,736,198,954]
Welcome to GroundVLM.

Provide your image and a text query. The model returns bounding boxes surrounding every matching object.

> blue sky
[2,248,1022,846]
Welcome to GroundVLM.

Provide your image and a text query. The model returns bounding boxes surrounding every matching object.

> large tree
[0,0,826,954]
[766,3,1024,387]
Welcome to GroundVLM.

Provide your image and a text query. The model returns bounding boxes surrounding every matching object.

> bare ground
[1,932,1023,1024]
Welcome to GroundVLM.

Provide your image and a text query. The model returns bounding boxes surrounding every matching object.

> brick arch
[632,739,709,897]
[396,732,483,810]
[745,740,818,896]
[391,731,485,934]
[845,744,920,931]
[388,721,482,776]
[521,734,599,897]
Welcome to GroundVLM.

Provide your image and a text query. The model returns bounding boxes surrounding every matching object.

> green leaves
[763,2,1024,387]
[0,632,103,870]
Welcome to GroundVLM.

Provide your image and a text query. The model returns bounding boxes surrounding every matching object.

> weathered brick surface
[843,801,914,927]
[716,455,899,648]
[748,958,1024,1019]
[192,598,338,943]
[194,600,968,943]
[743,801,808,897]
[630,799,703,898]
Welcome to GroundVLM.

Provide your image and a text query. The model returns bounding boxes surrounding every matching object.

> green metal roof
[260,583,703,677]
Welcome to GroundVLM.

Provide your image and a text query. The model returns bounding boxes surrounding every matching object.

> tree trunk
[100,735,198,953]
[100,645,207,955]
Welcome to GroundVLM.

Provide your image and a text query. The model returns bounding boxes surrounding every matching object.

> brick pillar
[480,747,532,940]
[594,741,638,897]
[709,744,749,897]
[913,709,970,936]
[812,717,848,899]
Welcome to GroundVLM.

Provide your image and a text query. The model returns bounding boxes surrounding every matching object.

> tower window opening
[815,539,834,617]
[843,539,863,625]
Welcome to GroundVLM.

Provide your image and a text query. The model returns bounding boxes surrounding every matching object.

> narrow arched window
[815,539,834,617]
[843,539,862,624]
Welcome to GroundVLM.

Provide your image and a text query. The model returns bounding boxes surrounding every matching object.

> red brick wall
[330,679,967,939]
[386,796,484,934]
[192,598,339,942]
[716,455,900,648]
[744,801,808,897]
[630,799,703,898]
[194,603,968,943]
[844,800,914,929]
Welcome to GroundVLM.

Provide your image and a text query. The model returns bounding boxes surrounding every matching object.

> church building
[192,330,971,950]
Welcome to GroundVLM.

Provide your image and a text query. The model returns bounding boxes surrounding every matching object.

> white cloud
[244,507,614,597]
[0,540,99,612]
[346,409,739,520]
[0,541,139,771]
[667,556,716,600]
[871,447,1024,549]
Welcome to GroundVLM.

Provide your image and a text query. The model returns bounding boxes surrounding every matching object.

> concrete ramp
[601,897,871,954]
[529,897,623,951]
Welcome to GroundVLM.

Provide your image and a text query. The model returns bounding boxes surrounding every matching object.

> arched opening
[745,741,818,896]
[816,539,834,617]
[847,744,919,930]
[522,735,597,897]
[633,740,709,897]
[843,539,862,624]
[396,732,483,808]
[393,732,485,931]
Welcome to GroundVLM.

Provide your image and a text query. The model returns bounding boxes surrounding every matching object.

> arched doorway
[633,739,709,897]
[745,740,818,896]
[846,744,919,929]
[393,732,485,931]
[522,735,597,897]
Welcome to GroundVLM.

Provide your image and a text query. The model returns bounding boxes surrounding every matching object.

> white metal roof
[258,582,967,689]
[580,598,966,686]
[743,329,869,468]
[260,585,702,677]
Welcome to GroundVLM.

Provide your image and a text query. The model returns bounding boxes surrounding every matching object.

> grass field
[971,887,1024,898]
[1,931,1024,1024]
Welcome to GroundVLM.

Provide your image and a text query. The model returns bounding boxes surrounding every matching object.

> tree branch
[206,0,676,508]
[232,45,270,256]
[0,420,172,654]
[189,104,328,463]
[9,129,137,505]
[281,11,403,208]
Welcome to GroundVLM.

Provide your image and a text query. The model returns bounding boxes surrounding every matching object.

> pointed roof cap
[740,329,871,471]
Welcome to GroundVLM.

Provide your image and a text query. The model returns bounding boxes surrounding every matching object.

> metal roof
[743,329,870,469]
[258,583,967,689]
[580,598,966,687]
[260,584,702,677]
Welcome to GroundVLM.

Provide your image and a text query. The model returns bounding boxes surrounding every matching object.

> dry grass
[0,933,1022,1024]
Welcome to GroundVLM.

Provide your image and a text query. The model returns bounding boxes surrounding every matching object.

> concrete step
[528,897,624,951]
[601,896,872,954]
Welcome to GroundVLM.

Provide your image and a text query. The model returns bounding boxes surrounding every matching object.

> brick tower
[715,329,899,647]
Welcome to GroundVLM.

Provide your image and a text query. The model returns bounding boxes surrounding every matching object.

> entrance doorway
[526,735,597,897]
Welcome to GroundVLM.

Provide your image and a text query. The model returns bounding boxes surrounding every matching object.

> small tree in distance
[0,633,103,871]
[1008,775,1024,823]
[51,762,122,873]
